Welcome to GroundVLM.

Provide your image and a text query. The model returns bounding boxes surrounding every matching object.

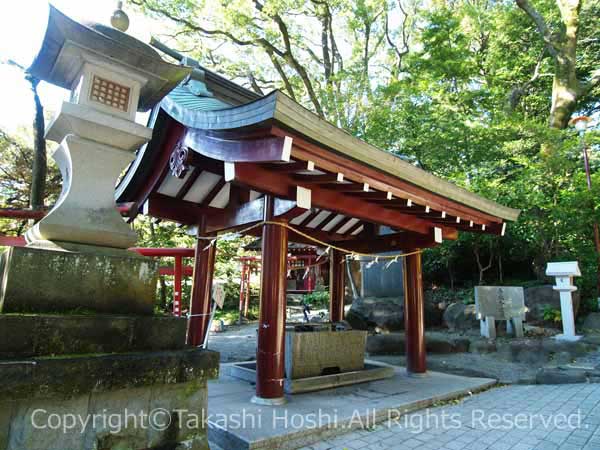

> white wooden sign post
[546,261,581,341]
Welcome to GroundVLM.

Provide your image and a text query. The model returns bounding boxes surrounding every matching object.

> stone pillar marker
[546,261,582,341]
[474,286,525,339]
[0,5,191,314]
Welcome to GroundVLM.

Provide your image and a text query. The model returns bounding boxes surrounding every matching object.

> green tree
[131,0,600,300]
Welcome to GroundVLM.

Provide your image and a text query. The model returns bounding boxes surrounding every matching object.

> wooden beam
[184,129,292,163]
[293,173,344,184]
[245,221,352,245]
[262,160,314,173]
[384,204,429,215]
[145,193,219,225]
[206,196,308,233]
[230,163,452,236]
[340,232,439,253]
[344,191,391,200]
[323,183,369,192]
[135,119,185,209]
[229,184,251,206]
[170,142,225,179]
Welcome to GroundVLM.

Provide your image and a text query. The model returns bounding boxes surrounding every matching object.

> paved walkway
[298,384,600,450]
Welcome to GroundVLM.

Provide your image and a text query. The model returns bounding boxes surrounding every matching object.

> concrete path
[207,365,495,450]
[299,383,600,450]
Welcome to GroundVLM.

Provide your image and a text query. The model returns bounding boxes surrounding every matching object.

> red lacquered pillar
[244,270,251,316]
[174,255,182,317]
[403,251,427,374]
[187,217,216,346]
[329,249,345,322]
[253,195,288,405]
[238,264,246,323]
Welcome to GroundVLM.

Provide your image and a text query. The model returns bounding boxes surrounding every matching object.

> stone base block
[553,333,582,342]
[0,314,187,358]
[0,349,219,450]
[0,244,158,315]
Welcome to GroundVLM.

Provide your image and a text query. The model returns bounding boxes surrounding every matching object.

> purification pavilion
[116,40,520,404]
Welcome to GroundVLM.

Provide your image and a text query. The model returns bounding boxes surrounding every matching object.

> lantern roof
[28,5,191,111]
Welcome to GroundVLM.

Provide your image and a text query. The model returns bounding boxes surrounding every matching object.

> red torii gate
[238,253,320,322]
[130,247,194,317]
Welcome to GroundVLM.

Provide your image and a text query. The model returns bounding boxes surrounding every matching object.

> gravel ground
[206,321,600,382]
[205,322,258,362]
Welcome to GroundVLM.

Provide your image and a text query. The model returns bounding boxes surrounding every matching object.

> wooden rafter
[315,211,338,230]
[175,167,202,200]
[270,126,502,225]
[200,178,227,206]
[344,220,365,236]
[330,217,355,234]
[229,162,454,236]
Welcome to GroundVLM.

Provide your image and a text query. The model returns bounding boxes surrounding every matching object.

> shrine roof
[156,89,519,222]
[116,41,519,248]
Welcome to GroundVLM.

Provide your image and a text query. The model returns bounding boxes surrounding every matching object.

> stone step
[0,314,187,358]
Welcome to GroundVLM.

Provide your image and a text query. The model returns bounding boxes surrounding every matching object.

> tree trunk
[549,0,581,129]
[474,242,494,285]
[447,259,455,290]
[27,75,47,210]
[516,0,582,130]
[498,254,503,284]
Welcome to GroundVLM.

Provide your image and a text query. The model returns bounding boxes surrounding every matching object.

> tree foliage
[3,1,599,309]
[131,0,600,298]
[0,129,59,235]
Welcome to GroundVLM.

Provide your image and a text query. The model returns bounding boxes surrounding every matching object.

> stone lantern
[0,5,191,314]
[546,261,581,341]
[0,10,219,450]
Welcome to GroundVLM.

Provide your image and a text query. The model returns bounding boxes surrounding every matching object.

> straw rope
[197,220,422,261]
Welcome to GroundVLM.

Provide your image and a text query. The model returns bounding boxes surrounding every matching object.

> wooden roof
[117,52,519,251]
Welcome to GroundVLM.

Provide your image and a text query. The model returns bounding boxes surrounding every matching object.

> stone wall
[0,315,219,450]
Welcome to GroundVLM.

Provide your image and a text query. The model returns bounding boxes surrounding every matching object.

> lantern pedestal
[0,243,158,315]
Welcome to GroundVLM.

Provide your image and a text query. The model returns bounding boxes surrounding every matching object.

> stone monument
[474,286,526,339]
[0,6,218,450]
[546,261,581,341]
